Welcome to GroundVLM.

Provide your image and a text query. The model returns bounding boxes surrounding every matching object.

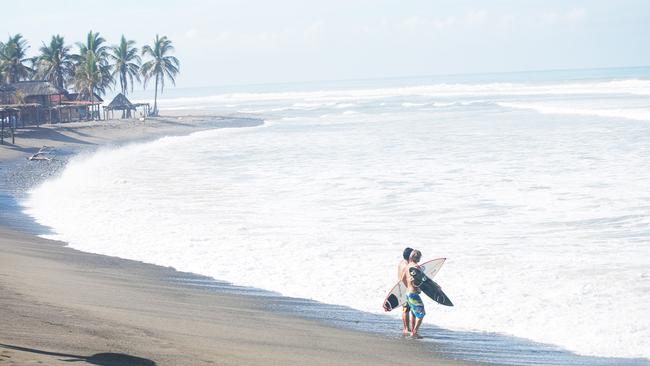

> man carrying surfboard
[401,249,426,338]
[398,247,414,336]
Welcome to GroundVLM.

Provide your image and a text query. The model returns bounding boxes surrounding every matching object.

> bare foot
[411,333,423,339]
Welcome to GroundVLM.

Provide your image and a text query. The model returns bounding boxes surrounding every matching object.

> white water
[24,73,650,361]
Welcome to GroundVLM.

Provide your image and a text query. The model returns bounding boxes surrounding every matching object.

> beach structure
[104,93,151,119]
[0,81,62,126]
[10,81,65,125]
[0,85,18,144]
[0,110,17,144]
[60,92,104,122]
[0,81,106,126]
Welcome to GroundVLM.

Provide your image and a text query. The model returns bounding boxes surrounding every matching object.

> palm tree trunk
[57,67,64,89]
[153,73,159,116]
[90,83,94,120]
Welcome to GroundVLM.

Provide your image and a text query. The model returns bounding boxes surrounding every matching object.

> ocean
[22,67,650,365]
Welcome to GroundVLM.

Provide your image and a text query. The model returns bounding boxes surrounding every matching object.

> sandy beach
[0,116,472,366]
[0,113,261,162]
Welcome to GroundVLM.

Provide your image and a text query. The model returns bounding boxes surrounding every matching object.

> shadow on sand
[0,344,156,366]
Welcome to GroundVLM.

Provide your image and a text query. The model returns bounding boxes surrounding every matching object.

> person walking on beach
[398,247,414,336]
[401,249,426,338]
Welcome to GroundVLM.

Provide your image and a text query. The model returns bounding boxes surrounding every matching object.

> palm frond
[72,31,113,97]
[140,35,180,113]
[0,34,33,83]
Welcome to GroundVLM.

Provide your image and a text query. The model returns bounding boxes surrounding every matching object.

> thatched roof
[11,80,65,96]
[107,93,134,109]
[66,92,104,103]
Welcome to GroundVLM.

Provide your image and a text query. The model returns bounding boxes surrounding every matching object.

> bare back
[402,262,421,293]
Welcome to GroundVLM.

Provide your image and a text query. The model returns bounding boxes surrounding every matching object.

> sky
[1,0,649,88]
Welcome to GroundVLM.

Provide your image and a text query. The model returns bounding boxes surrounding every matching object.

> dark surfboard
[382,258,446,312]
[384,293,401,312]
[408,267,453,307]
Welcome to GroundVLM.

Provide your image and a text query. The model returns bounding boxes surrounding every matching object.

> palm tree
[76,30,109,62]
[73,52,111,119]
[73,31,112,102]
[109,35,141,95]
[0,34,33,84]
[36,35,74,89]
[141,35,179,116]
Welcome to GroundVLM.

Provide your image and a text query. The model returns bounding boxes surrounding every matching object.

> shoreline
[0,114,263,234]
[0,113,263,163]
[0,226,465,366]
[0,115,472,365]
[3,115,648,366]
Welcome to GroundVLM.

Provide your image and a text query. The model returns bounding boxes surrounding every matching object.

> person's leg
[410,312,416,332]
[402,304,411,335]
[407,293,426,338]
[411,317,424,339]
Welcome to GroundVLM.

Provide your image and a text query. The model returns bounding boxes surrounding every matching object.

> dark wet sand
[0,226,475,366]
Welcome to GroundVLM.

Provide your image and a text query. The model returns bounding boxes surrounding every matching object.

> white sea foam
[499,101,650,121]
[23,75,650,362]
[402,102,429,107]
[137,78,650,111]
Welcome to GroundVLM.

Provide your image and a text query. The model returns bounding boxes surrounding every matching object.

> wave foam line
[499,102,650,121]
[135,79,650,108]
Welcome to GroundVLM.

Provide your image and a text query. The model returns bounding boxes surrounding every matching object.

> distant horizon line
[173,64,650,91]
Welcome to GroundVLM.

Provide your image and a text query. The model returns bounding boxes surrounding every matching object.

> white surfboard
[382,258,446,312]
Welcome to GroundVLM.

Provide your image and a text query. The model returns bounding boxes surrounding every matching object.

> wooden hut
[104,93,150,119]
[0,84,19,144]
[1,85,18,143]
[9,80,66,125]
[57,92,104,122]
[1,81,107,125]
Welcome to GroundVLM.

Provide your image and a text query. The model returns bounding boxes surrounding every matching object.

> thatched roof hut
[104,93,150,119]
[103,93,151,120]
[1,81,65,126]
[11,80,65,99]
[107,93,134,110]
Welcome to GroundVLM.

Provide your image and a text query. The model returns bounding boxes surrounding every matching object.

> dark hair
[402,247,413,261]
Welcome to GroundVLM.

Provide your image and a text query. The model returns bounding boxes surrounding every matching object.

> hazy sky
[2,0,649,87]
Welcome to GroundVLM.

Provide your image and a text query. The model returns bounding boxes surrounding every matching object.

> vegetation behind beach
[0,32,180,115]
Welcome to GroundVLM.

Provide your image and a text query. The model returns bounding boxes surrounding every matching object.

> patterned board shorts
[406,292,426,319]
